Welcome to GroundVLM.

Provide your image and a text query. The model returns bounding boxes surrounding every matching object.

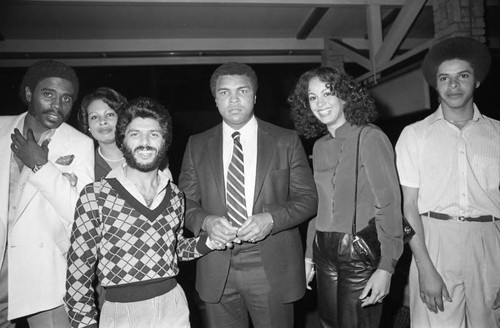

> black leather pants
[314,231,382,328]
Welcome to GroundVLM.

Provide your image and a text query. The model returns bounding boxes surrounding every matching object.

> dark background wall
[1,63,317,178]
[2,60,498,180]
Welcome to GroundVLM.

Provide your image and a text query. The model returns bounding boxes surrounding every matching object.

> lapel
[253,120,275,206]
[13,124,69,226]
[207,125,226,204]
[0,113,26,232]
[47,124,70,163]
[12,171,37,227]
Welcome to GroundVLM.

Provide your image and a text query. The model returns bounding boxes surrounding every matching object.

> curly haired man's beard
[122,144,166,173]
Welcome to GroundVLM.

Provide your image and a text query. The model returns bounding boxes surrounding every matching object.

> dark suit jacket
[179,118,317,303]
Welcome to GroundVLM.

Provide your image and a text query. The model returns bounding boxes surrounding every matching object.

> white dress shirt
[222,115,258,217]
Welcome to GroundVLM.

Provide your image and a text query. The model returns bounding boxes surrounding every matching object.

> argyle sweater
[65,178,211,328]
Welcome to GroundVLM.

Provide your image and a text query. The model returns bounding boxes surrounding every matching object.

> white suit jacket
[0,112,94,320]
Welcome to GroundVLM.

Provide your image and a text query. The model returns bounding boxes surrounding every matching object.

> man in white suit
[0,60,94,328]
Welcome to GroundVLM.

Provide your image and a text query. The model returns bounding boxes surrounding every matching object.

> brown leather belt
[423,211,499,223]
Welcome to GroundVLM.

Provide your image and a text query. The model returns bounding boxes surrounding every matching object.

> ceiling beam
[339,37,431,50]
[0,35,434,68]
[0,38,325,53]
[366,4,382,74]
[364,7,400,39]
[11,0,430,5]
[0,37,430,54]
[0,55,322,67]
[356,38,433,82]
[325,38,371,70]
[296,7,329,40]
[375,0,427,65]
[0,37,325,66]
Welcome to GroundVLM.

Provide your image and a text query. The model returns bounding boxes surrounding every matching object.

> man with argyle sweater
[65,97,217,328]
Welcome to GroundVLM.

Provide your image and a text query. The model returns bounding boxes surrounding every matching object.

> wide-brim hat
[422,36,491,88]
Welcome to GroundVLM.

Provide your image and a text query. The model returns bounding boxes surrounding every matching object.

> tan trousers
[410,215,500,328]
[100,284,190,328]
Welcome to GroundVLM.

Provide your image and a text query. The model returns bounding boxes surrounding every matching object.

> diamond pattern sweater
[65,178,210,328]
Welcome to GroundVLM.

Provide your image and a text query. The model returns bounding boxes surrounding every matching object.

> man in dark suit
[179,62,317,327]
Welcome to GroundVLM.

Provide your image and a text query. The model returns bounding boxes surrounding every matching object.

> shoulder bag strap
[351,125,368,235]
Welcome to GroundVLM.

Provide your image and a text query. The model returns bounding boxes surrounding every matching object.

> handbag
[351,126,415,269]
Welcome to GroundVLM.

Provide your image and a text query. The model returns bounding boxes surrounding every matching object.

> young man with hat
[396,37,500,327]
[0,60,94,327]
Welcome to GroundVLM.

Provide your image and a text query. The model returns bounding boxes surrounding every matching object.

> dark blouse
[94,148,112,181]
[307,122,403,272]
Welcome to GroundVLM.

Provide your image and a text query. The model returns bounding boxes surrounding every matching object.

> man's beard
[122,144,166,173]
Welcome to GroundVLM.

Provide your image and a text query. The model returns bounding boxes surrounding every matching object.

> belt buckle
[457,216,466,222]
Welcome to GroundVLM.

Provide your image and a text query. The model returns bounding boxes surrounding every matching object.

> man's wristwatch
[32,163,45,173]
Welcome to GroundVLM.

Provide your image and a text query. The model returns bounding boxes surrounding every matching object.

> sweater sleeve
[176,229,212,260]
[64,183,101,328]
[175,191,213,260]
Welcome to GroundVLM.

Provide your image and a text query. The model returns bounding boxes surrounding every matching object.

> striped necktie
[226,131,247,227]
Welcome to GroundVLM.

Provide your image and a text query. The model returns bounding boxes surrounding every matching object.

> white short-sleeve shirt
[395,105,500,218]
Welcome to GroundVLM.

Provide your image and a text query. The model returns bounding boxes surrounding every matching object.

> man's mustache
[42,109,64,117]
[134,146,156,152]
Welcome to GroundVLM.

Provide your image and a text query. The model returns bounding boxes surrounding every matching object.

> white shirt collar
[222,115,258,140]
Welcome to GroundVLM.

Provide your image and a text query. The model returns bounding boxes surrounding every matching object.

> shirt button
[39,243,44,248]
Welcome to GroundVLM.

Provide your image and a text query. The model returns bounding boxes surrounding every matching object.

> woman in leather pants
[289,66,403,328]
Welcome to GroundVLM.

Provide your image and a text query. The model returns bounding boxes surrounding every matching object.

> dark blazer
[179,118,317,303]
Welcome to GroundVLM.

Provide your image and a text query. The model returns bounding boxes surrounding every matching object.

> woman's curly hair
[288,66,378,139]
[78,87,127,138]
